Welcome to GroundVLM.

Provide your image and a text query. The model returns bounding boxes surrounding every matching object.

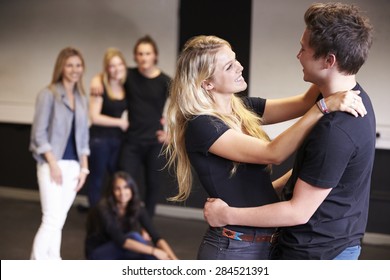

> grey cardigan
[30,82,90,164]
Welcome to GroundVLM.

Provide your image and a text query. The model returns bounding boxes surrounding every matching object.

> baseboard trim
[363,232,390,245]
[1,186,389,245]
[0,186,204,220]
[156,204,204,220]
[0,186,40,202]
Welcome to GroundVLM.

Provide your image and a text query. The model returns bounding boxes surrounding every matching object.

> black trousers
[119,141,166,217]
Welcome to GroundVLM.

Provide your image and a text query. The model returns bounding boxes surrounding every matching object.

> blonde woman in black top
[165,35,366,259]
[86,48,129,208]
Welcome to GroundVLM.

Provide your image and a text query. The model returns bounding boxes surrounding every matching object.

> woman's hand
[119,118,129,132]
[119,110,129,131]
[141,228,151,241]
[155,239,179,260]
[49,161,62,185]
[75,171,88,192]
[152,247,171,260]
[324,90,366,117]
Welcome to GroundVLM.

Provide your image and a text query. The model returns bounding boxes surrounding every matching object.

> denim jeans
[197,227,273,260]
[31,160,79,259]
[87,232,156,260]
[333,245,361,260]
[86,137,122,207]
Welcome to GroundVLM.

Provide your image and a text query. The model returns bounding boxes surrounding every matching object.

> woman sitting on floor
[85,171,178,260]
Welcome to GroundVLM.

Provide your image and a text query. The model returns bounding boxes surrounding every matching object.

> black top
[123,68,170,144]
[186,97,279,234]
[85,199,161,257]
[278,83,376,259]
[89,89,127,139]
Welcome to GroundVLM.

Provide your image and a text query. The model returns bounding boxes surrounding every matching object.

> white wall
[0,0,389,147]
[250,0,390,148]
[0,0,179,123]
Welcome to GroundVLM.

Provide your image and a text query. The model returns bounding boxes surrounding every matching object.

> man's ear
[201,80,214,91]
[325,53,336,69]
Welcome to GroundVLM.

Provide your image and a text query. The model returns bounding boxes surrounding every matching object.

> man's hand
[203,198,230,227]
[90,74,104,96]
[156,117,169,144]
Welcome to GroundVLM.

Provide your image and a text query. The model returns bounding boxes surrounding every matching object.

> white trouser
[30,160,80,260]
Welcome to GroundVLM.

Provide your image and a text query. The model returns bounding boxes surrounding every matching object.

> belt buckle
[270,232,279,244]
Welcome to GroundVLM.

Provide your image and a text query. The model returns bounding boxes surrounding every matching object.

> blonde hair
[102,47,127,99]
[165,35,271,202]
[49,47,86,95]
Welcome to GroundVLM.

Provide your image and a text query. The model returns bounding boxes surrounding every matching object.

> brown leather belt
[221,227,276,243]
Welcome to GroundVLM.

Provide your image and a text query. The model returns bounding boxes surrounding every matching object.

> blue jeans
[333,245,361,260]
[197,227,273,260]
[87,232,156,260]
[86,137,122,207]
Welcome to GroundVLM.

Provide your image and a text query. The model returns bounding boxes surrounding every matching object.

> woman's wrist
[80,168,90,175]
[150,246,155,256]
[316,98,330,114]
[47,159,57,166]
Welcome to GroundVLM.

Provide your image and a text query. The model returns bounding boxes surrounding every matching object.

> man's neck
[138,66,160,78]
[319,75,357,97]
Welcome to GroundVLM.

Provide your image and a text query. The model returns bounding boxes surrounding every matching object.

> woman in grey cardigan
[29,47,90,259]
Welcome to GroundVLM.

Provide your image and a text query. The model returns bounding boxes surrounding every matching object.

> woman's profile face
[207,45,247,95]
[113,177,133,206]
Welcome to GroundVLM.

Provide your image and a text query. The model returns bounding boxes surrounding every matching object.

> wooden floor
[1,195,390,260]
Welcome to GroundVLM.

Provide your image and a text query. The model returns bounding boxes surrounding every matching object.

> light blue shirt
[30,82,90,164]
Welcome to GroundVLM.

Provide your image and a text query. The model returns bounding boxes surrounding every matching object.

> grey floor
[1,196,390,260]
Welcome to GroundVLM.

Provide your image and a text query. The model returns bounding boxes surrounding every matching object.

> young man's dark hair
[304,2,373,74]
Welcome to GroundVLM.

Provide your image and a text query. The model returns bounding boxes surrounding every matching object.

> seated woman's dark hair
[107,171,142,225]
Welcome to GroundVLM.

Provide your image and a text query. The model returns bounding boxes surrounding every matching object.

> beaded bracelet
[316,98,330,114]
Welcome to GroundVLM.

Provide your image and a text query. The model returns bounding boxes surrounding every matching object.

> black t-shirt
[278,83,376,259]
[186,97,279,234]
[124,68,170,144]
[89,89,127,139]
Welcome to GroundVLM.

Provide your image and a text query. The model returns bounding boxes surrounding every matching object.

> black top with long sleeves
[85,199,161,256]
